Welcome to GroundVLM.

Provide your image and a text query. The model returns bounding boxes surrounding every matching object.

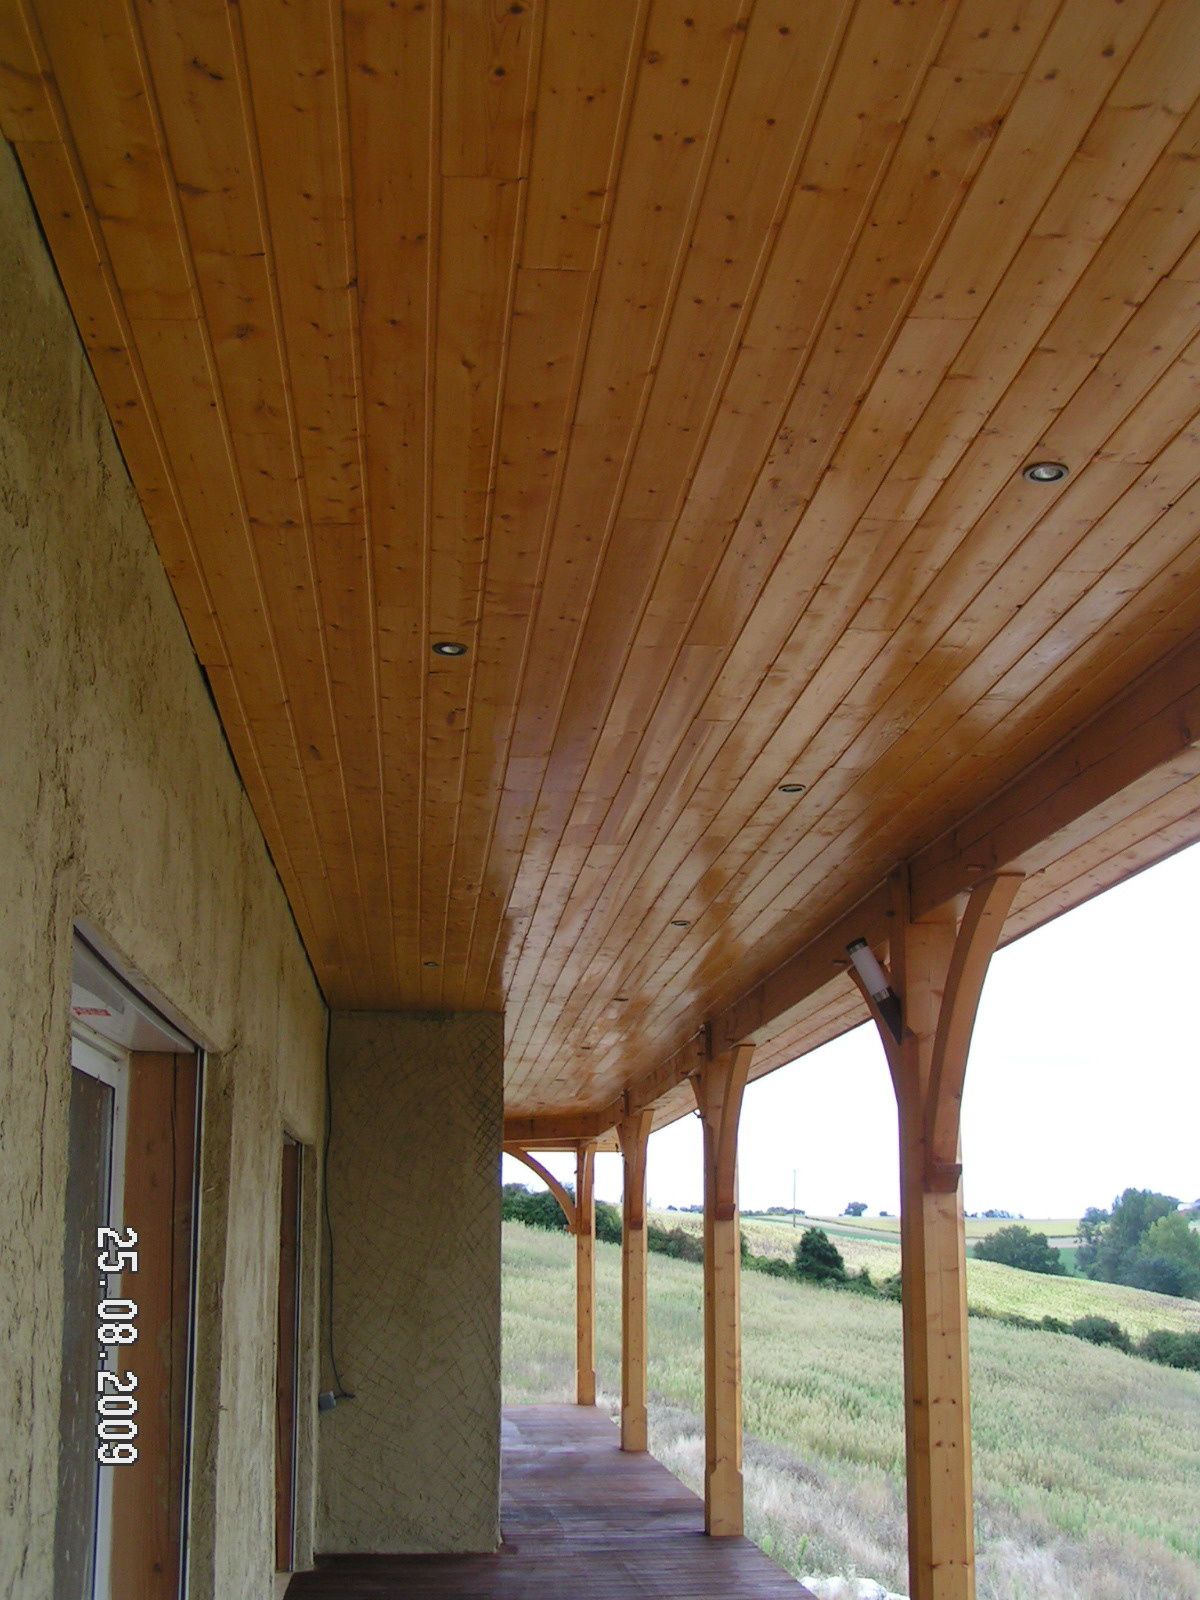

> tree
[1130,1255,1193,1298]
[1138,1211,1200,1297]
[1077,1189,1180,1286]
[794,1227,847,1284]
[973,1224,1064,1275]
[843,1201,867,1217]
[1075,1204,1110,1276]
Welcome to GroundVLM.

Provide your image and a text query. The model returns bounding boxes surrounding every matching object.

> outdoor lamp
[846,937,903,1044]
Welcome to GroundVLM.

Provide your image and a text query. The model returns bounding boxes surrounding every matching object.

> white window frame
[70,1023,130,1600]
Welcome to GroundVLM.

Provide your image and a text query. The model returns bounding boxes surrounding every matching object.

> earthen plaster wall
[0,140,327,1600]
[319,1011,503,1554]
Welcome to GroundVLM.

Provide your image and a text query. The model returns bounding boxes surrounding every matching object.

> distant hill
[661,1209,1200,1338]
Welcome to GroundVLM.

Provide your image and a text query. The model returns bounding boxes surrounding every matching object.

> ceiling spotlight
[615,995,629,1003]
[432,640,468,657]
[1022,461,1068,484]
[778,782,807,794]
[423,960,440,969]
[670,919,690,927]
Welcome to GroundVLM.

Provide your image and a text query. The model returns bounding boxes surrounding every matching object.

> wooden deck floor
[288,1404,816,1598]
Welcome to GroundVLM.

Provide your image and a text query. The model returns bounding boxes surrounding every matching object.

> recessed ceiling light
[1022,461,1068,483]
[671,919,690,927]
[778,782,807,794]
[615,995,629,1003]
[432,640,468,657]
[423,960,439,969]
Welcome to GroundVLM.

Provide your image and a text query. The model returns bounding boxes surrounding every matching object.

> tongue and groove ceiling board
[4,0,1200,1119]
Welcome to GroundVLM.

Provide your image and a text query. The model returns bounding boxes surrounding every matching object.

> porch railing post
[692,1042,754,1537]
[617,1107,653,1451]
[575,1142,596,1406]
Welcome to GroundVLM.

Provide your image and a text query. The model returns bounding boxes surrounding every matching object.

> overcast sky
[504,841,1200,1222]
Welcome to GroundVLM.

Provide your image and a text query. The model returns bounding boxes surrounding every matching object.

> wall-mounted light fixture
[846,937,903,1045]
[432,640,468,657]
[1022,461,1068,483]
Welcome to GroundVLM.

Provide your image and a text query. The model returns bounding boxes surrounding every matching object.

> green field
[743,1213,1088,1244]
[678,1211,1200,1339]
[503,1221,1200,1600]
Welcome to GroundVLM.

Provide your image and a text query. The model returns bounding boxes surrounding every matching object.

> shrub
[749,1255,796,1280]
[1137,1330,1200,1371]
[794,1227,847,1284]
[1070,1315,1132,1353]
[974,1224,1064,1275]
[840,1267,877,1296]
[595,1199,621,1244]
[646,1223,704,1263]
[502,1182,569,1232]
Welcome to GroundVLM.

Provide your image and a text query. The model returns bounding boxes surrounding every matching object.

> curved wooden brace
[504,1144,577,1233]
[925,872,1023,1171]
[848,963,903,1089]
[616,1108,653,1230]
[691,1043,755,1221]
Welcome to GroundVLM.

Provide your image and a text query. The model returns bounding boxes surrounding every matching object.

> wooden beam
[616,1106,653,1453]
[712,885,891,1057]
[858,869,1020,1600]
[111,1053,197,1600]
[910,628,1200,920]
[503,1145,577,1233]
[575,1144,596,1407]
[503,1105,622,1145]
[622,631,1200,1122]
[625,1030,708,1115]
[692,1043,753,1538]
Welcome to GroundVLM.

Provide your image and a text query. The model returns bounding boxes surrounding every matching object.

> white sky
[503,841,1200,1220]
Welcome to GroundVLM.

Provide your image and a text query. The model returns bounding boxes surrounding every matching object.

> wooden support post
[575,1143,596,1406]
[692,1042,754,1538]
[854,870,1022,1600]
[617,1107,653,1452]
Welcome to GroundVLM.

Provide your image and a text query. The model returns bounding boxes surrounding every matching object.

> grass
[664,1210,1200,1339]
[503,1221,1200,1600]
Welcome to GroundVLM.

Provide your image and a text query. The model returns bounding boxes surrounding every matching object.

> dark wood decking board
[288,1404,817,1598]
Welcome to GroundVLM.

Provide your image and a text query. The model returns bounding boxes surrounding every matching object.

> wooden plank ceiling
[4,0,1200,1120]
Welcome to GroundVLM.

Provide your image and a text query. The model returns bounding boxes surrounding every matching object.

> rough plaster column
[317,1011,503,1554]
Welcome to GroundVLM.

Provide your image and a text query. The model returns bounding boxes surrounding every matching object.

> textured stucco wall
[0,140,327,1600]
[318,1012,503,1554]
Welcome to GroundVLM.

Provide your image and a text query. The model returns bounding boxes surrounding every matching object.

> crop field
[743,1213,1087,1245]
[664,1210,1200,1339]
[503,1221,1200,1600]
